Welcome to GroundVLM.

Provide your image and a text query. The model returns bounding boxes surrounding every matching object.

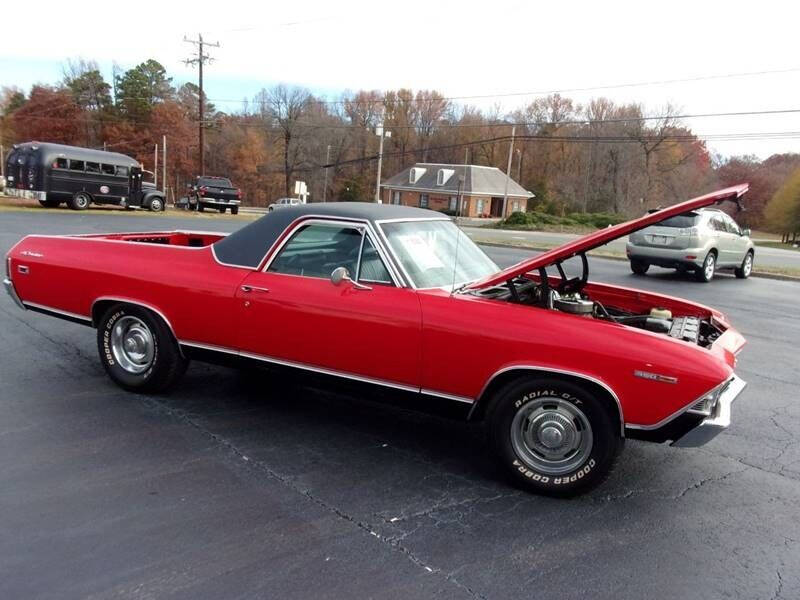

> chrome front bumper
[3,277,26,311]
[672,375,747,448]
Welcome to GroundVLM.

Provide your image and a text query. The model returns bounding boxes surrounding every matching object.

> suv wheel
[487,378,623,497]
[630,259,649,275]
[696,251,716,282]
[735,251,753,279]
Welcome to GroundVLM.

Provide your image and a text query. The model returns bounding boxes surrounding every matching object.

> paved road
[463,225,800,270]
[1,210,799,599]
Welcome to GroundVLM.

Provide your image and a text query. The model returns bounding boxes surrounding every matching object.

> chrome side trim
[3,277,26,311]
[671,375,746,447]
[210,244,259,271]
[23,301,92,323]
[472,365,625,435]
[420,388,474,405]
[179,339,442,398]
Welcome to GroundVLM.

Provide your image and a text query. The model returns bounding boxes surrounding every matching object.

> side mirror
[742,228,751,237]
[330,266,371,291]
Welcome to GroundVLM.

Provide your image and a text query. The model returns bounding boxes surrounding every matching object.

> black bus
[5,142,166,211]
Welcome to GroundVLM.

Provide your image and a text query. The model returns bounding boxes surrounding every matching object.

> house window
[476,198,485,214]
[393,191,401,205]
[449,196,457,211]
[419,194,429,208]
[512,201,520,213]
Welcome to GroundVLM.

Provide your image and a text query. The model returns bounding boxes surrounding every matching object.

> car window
[69,159,85,171]
[656,213,700,228]
[268,223,365,279]
[708,216,727,232]
[86,162,101,174]
[358,236,393,285]
[723,215,741,235]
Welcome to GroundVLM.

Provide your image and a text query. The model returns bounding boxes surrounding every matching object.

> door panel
[235,271,422,388]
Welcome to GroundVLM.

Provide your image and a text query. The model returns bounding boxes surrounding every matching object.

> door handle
[241,285,269,293]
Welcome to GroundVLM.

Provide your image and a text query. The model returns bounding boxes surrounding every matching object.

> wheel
[630,259,649,275]
[231,206,239,215]
[735,251,753,279]
[486,378,623,497]
[39,199,60,208]
[148,197,164,212]
[695,251,716,282]
[70,192,91,211]
[96,303,188,393]
[198,204,205,212]
[218,207,226,213]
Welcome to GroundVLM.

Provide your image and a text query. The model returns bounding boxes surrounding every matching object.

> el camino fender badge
[20,250,43,258]
[633,370,678,384]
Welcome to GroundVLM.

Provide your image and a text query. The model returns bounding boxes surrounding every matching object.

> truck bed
[76,230,227,247]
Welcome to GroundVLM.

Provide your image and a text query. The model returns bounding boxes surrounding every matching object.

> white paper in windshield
[396,234,444,270]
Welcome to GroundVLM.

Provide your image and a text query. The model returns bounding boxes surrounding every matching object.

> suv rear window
[656,213,700,228]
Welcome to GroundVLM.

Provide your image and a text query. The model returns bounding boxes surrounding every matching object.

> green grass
[755,240,800,252]
[495,210,626,233]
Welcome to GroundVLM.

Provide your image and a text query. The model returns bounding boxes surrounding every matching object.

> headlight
[688,379,731,417]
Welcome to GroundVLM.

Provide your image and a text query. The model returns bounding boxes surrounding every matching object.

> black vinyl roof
[212,202,445,268]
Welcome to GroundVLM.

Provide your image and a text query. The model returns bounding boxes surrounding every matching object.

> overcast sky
[2,0,799,158]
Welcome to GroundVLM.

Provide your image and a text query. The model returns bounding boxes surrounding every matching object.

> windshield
[380,220,499,289]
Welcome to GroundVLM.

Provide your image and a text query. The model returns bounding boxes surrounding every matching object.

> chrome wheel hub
[705,255,715,279]
[110,316,154,374]
[744,254,752,275]
[511,397,593,475]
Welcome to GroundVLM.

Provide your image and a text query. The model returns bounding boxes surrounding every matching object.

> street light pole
[374,123,391,203]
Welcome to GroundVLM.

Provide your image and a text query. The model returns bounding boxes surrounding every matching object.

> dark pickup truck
[187,176,241,214]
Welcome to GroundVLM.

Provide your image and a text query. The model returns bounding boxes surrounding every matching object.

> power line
[184,34,220,176]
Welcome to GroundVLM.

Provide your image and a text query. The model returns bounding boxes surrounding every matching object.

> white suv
[626,208,754,282]
[268,198,303,211]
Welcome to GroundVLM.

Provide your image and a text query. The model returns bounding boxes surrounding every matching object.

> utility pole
[184,33,220,176]
[154,144,158,188]
[323,144,331,202]
[501,125,516,218]
[374,123,391,203]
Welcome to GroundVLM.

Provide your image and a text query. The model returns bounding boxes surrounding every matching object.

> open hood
[467,183,749,290]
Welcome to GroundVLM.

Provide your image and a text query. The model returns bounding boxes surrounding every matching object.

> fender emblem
[634,370,678,384]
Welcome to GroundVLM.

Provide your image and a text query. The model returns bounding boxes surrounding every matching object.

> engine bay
[467,251,723,348]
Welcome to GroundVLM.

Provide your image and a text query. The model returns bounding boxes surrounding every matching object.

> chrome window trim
[472,365,625,436]
[23,301,92,323]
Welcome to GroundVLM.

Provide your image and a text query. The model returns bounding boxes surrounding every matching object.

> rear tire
[630,259,649,275]
[198,204,205,212]
[695,251,716,282]
[70,192,91,211]
[231,206,239,215]
[735,251,753,279]
[486,378,623,497]
[96,303,188,393]
[218,207,226,214]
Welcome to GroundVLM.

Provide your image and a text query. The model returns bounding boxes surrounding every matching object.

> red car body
[3,185,749,494]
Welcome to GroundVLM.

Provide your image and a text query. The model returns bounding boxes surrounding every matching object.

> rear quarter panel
[7,235,248,348]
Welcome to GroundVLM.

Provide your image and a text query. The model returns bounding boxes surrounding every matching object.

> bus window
[53,158,68,169]
[116,166,129,177]
[86,162,101,173]
[101,164,115,175]
[70,159,85,171]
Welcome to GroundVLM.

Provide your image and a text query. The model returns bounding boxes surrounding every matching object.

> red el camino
[3,185,749,496]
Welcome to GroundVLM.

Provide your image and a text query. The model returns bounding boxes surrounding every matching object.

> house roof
[382,163,533,198]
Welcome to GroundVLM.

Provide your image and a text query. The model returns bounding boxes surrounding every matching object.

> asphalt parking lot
[1,208,799,600]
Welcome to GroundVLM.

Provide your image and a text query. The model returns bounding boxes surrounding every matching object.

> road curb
[473,240,800,283]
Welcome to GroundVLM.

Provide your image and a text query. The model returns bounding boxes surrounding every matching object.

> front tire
[486,378,623,497]
[148,197,164,212]
[735,251,753,279]
[231,206,239,215]
[97,304,188,393]
[630,259,649,275]
[695,251,716,282]
[70,192,91,211]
